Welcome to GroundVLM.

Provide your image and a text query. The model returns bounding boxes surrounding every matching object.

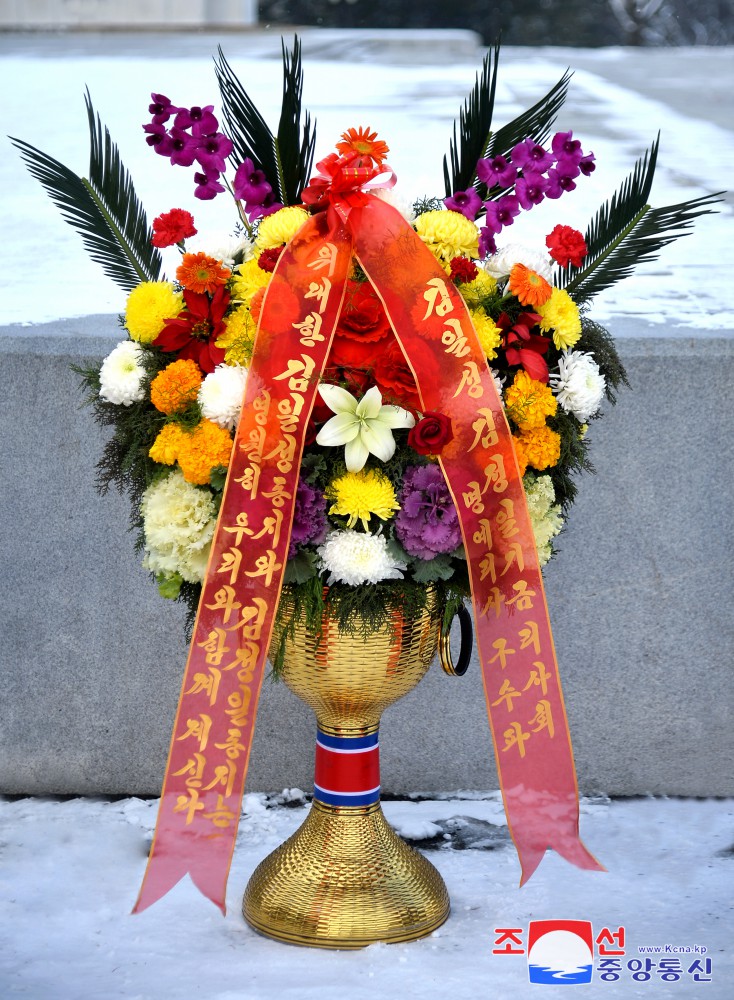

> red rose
[408,412,454,456]
[373,340,420,409]
[151,208,197,248]
[336,280,391,343]
[546,224,587,268]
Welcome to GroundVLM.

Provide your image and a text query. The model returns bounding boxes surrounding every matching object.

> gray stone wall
[1,318,732,798]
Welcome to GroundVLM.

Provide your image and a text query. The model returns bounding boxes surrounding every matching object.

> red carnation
[449,256,479,284]
[258,246,284,273]
[408,412,454,456]
[151,208,197,248]
[546,224,587,268]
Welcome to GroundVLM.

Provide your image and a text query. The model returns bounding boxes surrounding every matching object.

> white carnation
[140,470,217,584]
[483,243,553,283]
[317,530,406,586]
[373,187,417,223]
[198,363,249,431]
[185,230,254,268]
[550,351,606,422]
[98,340,146,405]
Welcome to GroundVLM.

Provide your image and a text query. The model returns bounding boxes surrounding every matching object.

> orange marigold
[150,359,203,414]
[176,252,231,294]
[518,424,561,471]
[176,420,234,486]
[336,126,390,166]
[512,435,528,477]
[149,422,185,466]
[504,370,557,430]
[508,263,553,308]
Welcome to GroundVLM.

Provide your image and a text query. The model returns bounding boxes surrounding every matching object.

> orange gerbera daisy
[176,252,231,294]
[336,127,390,166]
[508,263,553,308]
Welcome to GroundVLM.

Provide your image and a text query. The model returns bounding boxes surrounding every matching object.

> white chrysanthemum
[489,368,505,398]
[98,340,146,405]
[185,230,254,268]
[550,351,606,422]
[317,530,406,586]
[140,470,217,584]
[372,187,417,223]
[524,474,563,567]
[484,243,553,283]
[198,363,248,431]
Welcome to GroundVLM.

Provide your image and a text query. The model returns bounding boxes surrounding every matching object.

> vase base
[243,801,450,949]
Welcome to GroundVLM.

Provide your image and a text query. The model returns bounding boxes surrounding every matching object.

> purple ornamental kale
[288,478,328,558]
[395,465,462,561]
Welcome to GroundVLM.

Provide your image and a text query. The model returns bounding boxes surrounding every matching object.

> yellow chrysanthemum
[254,206,310,251]
[504,370,557,430]
[175,420,234,486]
[149,422,186,466]
[125,281,182,344]
[230,258,271,305]
[414,210,479,262]
[459,269,497,309]
[536,287,582,350]
[469,307,502,360]
[325,468,400,531]
[150,359,203,415]
[518,424,561,471]
[215,305,257,366]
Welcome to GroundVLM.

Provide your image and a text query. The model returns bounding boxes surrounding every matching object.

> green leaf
[443,42,500,197]
[283,550,320,585]
[10,90,162,293]
[560,137,724,303]
[157,572,183,600]
[411,554,456,583]
[215,36,316,205]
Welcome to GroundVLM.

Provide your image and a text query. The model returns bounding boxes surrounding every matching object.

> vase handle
[438,604,473,676]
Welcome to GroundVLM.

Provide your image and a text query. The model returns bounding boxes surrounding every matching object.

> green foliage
[215,37,316,205]
[11,92,162,292]
[578,316,630,404]
[547,410,595,512]
[560,137,723,303]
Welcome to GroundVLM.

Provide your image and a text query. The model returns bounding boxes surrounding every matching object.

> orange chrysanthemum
[176,252,231,294]
[150,359,203,414]
[508,263,553,308]
[518,424,561,471]
[336,127,390,166]
[176,420,234,486]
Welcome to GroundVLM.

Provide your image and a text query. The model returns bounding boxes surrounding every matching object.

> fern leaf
[10,91,162,293]
[443,43,500,197]
[215,37,316,205]
[560,137,723,302]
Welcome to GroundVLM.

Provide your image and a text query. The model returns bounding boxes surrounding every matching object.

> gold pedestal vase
[243,589,472,949]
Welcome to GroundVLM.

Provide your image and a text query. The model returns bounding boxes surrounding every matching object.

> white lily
[315,384,415,473]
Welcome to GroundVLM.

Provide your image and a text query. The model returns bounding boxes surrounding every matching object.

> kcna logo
[527,920,594,985]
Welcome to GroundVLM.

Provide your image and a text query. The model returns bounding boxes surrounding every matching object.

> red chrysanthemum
[546,224,587,268]
[151,208,197,248]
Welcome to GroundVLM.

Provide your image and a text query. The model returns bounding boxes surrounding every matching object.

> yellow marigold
[215,305,257,366]
[325,468,399,531]
[149,422,186,466]
[459,269,497,309]
[230,258,271,305]
[508,263,553,308]
[254,206,310,251]
[504,370,557,430]
[414,209,479,262]
[176,420,234,486]
[518,424,561,471]
[512,436,528,477]
[536,287,582,350]
[125,281,182,344]
[150,359,203,414]
[469,307,502,360]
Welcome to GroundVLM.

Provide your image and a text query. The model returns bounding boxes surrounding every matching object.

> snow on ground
[1,793,732,999]
[1,38,732,329]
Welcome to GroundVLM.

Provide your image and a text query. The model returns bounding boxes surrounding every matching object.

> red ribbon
[134,163,602,914]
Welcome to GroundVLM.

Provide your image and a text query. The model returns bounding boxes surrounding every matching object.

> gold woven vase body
[243,592,450,948]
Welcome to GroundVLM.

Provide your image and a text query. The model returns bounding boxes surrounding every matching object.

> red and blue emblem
[313,728,381,807]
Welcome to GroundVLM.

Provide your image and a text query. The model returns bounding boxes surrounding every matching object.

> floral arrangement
[13,40,718,653]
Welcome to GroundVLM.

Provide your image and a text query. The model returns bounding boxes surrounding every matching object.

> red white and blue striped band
[313,728,380,807]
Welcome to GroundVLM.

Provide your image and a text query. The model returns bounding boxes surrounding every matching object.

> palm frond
[215,37,316,205]
[10,91,162,293]
[560,137,723,302]
[483,70,571,187]
[443,43,500,197]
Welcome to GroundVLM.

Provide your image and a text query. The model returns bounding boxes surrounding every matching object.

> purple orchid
[167,127,199,167]
[478,228,498,258]
[444,187,483,220]
[193,170,226,201]
[476,154,516,189]
[552,130,583,164]
[511,138,554,174]
[484,194,521,234]
[515,171,548,211]
[142,122,172,155]
[148,94,179,126]
[195,132,234,175]
[174,104,219,135]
